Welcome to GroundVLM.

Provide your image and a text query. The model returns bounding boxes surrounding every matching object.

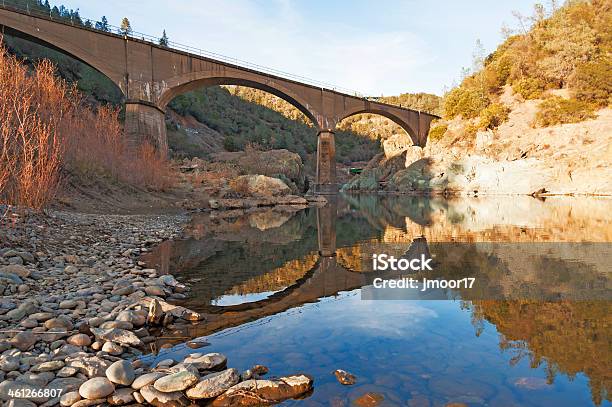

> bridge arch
[0,21,127,95]
[156,72,322,129]
[337,109,421,147]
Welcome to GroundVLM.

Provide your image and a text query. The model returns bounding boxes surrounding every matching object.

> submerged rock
[353,392,384,407]
[334,369,356,385]
[212,375,313,406]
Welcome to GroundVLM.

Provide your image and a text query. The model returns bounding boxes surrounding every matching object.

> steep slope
[345,0,612,195]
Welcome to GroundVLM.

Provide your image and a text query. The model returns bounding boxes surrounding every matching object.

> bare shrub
[0,41,174,210]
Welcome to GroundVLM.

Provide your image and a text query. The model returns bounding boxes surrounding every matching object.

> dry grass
[0,41,173,210]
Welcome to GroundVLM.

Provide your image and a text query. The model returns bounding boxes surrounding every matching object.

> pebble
[186,368,240,399]
[132,372,167,390]
[67,334,91,347]
[140,385,189,406]
[60,391,81,406]
[106,387,135,405]
[101,341,123,356]
[153,370,199,392]
[79,377,115,400]
[106,360,135,386]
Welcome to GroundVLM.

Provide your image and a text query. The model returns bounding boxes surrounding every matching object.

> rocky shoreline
[0,208,313,406]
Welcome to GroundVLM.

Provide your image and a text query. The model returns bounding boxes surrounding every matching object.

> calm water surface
[144,195,611,407]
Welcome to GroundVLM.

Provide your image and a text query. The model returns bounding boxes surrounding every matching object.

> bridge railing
[0,1,366,97]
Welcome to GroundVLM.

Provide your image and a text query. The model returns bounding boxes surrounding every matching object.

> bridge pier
[314,130,338,194]
[124,101,168,157]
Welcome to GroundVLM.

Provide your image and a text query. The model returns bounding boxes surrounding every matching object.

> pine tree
[119,17,132,36]
[43,0,50,10]
[97,16,109,32]
[159,30,169,47]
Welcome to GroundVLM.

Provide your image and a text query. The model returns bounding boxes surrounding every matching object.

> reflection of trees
[469,300,611,405]
[226,254,319,295]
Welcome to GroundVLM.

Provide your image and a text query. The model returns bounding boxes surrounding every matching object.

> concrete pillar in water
[124,101,168,157]
[315,130,337,194]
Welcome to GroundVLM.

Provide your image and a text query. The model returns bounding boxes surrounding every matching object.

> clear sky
[58,0,540,96]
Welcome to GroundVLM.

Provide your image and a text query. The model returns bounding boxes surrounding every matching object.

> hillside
[345,0,612,195]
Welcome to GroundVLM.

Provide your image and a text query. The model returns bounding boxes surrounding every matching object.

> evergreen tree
[95,16,110,32]
[70,9,82,25]
[159,30,169,47]
[43,0,51,11]
[119,17,132,36]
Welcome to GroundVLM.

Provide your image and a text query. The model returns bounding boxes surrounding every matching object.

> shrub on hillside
[443,86,490,119]
[0,44,172,209]
[428,123,448,142]
[570,57,612,107]
[513,78,546,100]
[534,96,596,127]
[478,103,510,130]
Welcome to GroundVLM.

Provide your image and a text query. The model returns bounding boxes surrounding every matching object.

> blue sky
[58,0,540,96]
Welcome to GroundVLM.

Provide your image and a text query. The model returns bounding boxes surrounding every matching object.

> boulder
[212,149,306,192]
[229,175,291,197]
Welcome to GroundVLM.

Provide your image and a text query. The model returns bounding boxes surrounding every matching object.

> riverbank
[0,207,314,406]
[343,90,612,196]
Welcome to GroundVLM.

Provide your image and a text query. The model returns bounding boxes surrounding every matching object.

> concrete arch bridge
[0,5,439,192]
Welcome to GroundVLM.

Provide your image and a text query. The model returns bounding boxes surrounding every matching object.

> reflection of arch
[157,73,320,127]
[338,109,420,146]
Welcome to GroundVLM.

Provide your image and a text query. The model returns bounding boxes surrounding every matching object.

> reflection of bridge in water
[168,198,430,340]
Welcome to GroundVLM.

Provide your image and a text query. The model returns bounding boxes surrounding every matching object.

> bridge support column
[125,101,168,157]
[314,130,337,194]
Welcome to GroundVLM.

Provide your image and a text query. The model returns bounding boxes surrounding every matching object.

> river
[143,195,611,407]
